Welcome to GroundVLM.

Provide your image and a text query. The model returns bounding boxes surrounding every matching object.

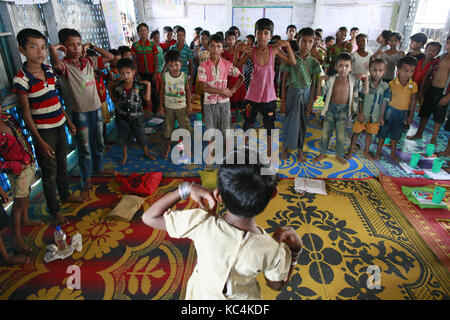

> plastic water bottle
[54,226,68,252]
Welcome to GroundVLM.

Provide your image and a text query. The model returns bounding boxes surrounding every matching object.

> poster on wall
[101,0,126,49]
[151,0,184,18]
[232,7,264,38]
[264,7,293,37]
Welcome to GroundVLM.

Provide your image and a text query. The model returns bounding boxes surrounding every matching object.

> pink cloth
[197,57,241,105]
[245,46,277,103]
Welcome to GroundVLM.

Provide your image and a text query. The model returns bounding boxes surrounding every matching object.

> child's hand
[221,88,233,98]
[0,188,9,204]
[67,120,77,136]
[357,113,365,123]
[405,117,413,125]
[280,99,287,113]
[189,184,217,212]
[52,44,67,54]
[273,227,303,253]
[141,80,151,87]
[159,105,165,115]
[379,118,385,126]
[236,42,249,52]
[438,95,450,107]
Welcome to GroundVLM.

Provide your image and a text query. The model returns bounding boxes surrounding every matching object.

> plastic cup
[196,113,202,122]
[409,153,421,168]
[432,158,443,173]
[175,120,179,129]
[431,186,446,204]
[384,138,391,145]
[425,144,435,157]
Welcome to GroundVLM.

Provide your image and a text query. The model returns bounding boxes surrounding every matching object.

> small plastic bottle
[54,226,68,252]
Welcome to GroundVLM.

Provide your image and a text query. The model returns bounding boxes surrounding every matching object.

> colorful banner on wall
[101,0,126,49]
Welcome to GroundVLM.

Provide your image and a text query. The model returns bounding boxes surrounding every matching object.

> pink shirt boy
[197,57,241,105]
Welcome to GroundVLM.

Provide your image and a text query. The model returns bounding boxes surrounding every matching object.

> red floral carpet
[0,177,199,300]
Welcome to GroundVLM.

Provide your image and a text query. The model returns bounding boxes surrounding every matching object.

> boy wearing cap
[407,32,428,61]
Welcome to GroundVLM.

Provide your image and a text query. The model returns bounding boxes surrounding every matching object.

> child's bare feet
[336,156,347,164]
[436,150,450,157]
[280,150,289,160]
[162,147,170,159]
[65,194,84,203]
[374,152,381,160]
[344,153,353,160]
[364,152,375,161]
[407,133,422,140]
[391,154,400,162]
[313,154,327,162]
[297,152,306,162]
[22,218,43,227]
[13,239,32,256]
[429,138,437,146]
[2,255,30,265]
[119,154,127,165]
[53,212,68,226]
[144,152,156,160]
[97,169,117,176]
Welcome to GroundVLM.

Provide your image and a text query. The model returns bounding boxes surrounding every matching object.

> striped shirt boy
[280,53,322,89]
[12,63,66,130]
[169,43,194,76]
[131,39,159,75]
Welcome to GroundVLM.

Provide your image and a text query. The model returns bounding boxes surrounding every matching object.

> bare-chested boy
[314,53,359,164]
[407,35,450,146]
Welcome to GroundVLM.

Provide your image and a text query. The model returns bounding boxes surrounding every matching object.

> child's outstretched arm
[83,43,115,63]
[234,42,251,68]
[49,44,66,74]
[142,184,217,231]
[266,227,303,291]
[274,40,296,66]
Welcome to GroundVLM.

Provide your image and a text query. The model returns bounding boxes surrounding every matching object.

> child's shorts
[163,107,192,140]
[6,164,36,199]
[115,115,146,147]
[419,85,447,123]
[0,204,9,230]
[243,100,277,136]
[204,102,231,138]
[378,105,408,141]
[352,121,379,135]
[101,101,111,124]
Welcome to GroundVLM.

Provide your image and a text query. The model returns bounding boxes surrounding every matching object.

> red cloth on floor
[116,172,162,195]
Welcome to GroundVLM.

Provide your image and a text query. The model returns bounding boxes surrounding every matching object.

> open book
[295,178,327,195]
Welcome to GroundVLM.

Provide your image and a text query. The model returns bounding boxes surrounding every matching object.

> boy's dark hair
[426,41,442,52]
[176,26,186,35]
[118,45,131,56]
[314,31,322,39]
[369,58,387,69]
[356,33,368,41]
[109,49,120,56]
[289,40,299,52]
[269,35,281,45]
[17,28,46,48]
[200,30,210,38]
[209,33,224,46]
[286,24,297,33]
[229,26,241,37]
[58,28,81,44]
[173,25,181,33]
[335,52,353,64]
[255,18,274,35]
[297,27,315,39]
[86,49,97,57]
[398,56,418,68]
[315,28,323,33]
[390,32,402,42]
[350,27,359,32]
[163,26,173,33]
[150,30,159,39]
[217,149,278,218]
[137,23,149,33]
[325,36,335,43]
[337,26,348,33]
[225,30,236,40]
[380,29,392,41]
[215,31,224,39]
[164,49,182,63]
[194,27,203,35]
[117,58,135,71]
[410,32,428,46]
[246,34,255,43]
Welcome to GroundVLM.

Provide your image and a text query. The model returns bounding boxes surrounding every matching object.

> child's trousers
[282,86,310,150]
[319,102,349,157]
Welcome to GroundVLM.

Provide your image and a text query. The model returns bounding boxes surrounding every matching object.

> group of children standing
[0,18,449,280]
